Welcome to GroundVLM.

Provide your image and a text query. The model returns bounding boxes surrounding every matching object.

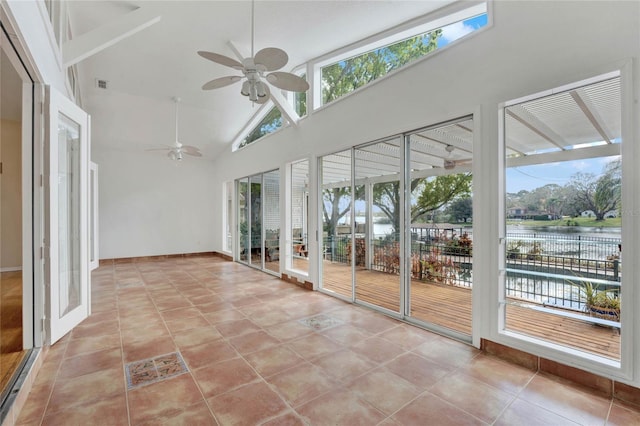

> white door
[45,86,91,344]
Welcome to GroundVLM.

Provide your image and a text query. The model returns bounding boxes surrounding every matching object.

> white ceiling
[68,0,455,156]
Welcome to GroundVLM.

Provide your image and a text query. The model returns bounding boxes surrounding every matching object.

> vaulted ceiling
[67,0,456,157]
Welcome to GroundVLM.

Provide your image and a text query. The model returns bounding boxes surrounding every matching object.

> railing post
[614,259,619,281]
[578,235,581,260]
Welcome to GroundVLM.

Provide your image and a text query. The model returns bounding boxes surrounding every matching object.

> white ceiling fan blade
[202,76,243,90]
[266,72,309,92]
[197,51,244,70]
[183,150,203,157]
[181,145,201,155]
[255,84,271,104]
[254,47,288,71]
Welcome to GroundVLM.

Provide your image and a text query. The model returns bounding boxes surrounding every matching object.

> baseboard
[99,251,217,265]
[215,252,233,261]
[0,267,22,273]
[481,339,640,406]
[281,273,313,290]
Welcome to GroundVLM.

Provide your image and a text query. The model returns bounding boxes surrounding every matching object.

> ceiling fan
[197,0,309,103]
[147,97,202,161]
[443,144,471,170]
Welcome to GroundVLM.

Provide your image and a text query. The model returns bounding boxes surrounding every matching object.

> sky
[438,14,488,48]
[506,156,617,193]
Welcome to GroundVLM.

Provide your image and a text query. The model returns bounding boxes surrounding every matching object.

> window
[501,73,622,362]
[237,107,284,149]
[319,4,488,105]
[293,73,307,117]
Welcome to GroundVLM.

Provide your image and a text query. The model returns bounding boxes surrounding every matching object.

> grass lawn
[507,217,621,228]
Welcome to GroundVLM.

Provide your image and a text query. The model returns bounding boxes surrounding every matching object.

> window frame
[232,101,288,151]
[312,1,489,110]
[495,65,635,380]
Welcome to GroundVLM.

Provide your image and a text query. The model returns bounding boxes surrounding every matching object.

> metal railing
[322,231,621,312]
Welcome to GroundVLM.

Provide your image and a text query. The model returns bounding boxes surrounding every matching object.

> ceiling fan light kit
[197,0,309,103]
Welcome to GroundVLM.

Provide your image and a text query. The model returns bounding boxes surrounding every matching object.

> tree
[322,187,351,236]
[371,174,472,234]
[570,159,621,220]
[322,30,442,104]
[238,107,283,148]
[446,197,473,222]
[322,186,366,236]
[412,174,473,222]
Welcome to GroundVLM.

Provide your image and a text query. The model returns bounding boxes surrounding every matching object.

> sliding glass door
[407,118,474,336]
[264,171,280,274]
[238,178,249,263]
[319,150,353,299]
[318,120,474,339]
[236,170,280,274]
[353,137,402,315]
[249,175,263,267]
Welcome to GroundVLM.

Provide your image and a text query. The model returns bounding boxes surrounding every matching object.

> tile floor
[13,256,640,425]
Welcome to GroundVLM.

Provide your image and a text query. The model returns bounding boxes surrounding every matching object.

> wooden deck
[320,261,620,360]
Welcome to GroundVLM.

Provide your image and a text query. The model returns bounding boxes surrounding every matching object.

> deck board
[320,261,620,360]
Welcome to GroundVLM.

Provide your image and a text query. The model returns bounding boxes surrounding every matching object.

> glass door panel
[407,118,474,336]
[58,113,82,316]
[45,86,90,344]
[249,175,262,268]
[354,138,402,314]
[290,161,309,273]
[263,170,280,274]
[238,178,249,263]
[224,181,233,253]
[319,150,353,299]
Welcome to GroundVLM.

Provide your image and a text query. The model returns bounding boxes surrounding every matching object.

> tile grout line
[116,262,133,426]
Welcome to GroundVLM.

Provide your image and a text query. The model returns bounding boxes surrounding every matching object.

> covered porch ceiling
[320,74,621,186]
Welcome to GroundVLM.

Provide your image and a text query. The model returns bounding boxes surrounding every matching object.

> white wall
[88,92,217,259]
[209,1,640,253]
[1,119,22,270]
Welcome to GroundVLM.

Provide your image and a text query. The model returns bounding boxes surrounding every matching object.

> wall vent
[96,79,108,89]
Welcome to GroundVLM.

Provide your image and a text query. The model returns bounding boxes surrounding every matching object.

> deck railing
[323,230,621,312]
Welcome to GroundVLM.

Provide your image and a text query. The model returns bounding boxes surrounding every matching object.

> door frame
[1,22,36,351]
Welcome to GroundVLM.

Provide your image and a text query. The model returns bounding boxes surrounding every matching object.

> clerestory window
[319,3,488,106]
[237,106,284,149]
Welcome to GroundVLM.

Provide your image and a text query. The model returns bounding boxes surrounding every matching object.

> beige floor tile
[207,381,288,425]
[192,357,259,398]
[429,371,516,423]
[13,257,640,426]
[348,367,421,415]
[518,374,611,425]
[296,389,386,425]
[127,374,204,424]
